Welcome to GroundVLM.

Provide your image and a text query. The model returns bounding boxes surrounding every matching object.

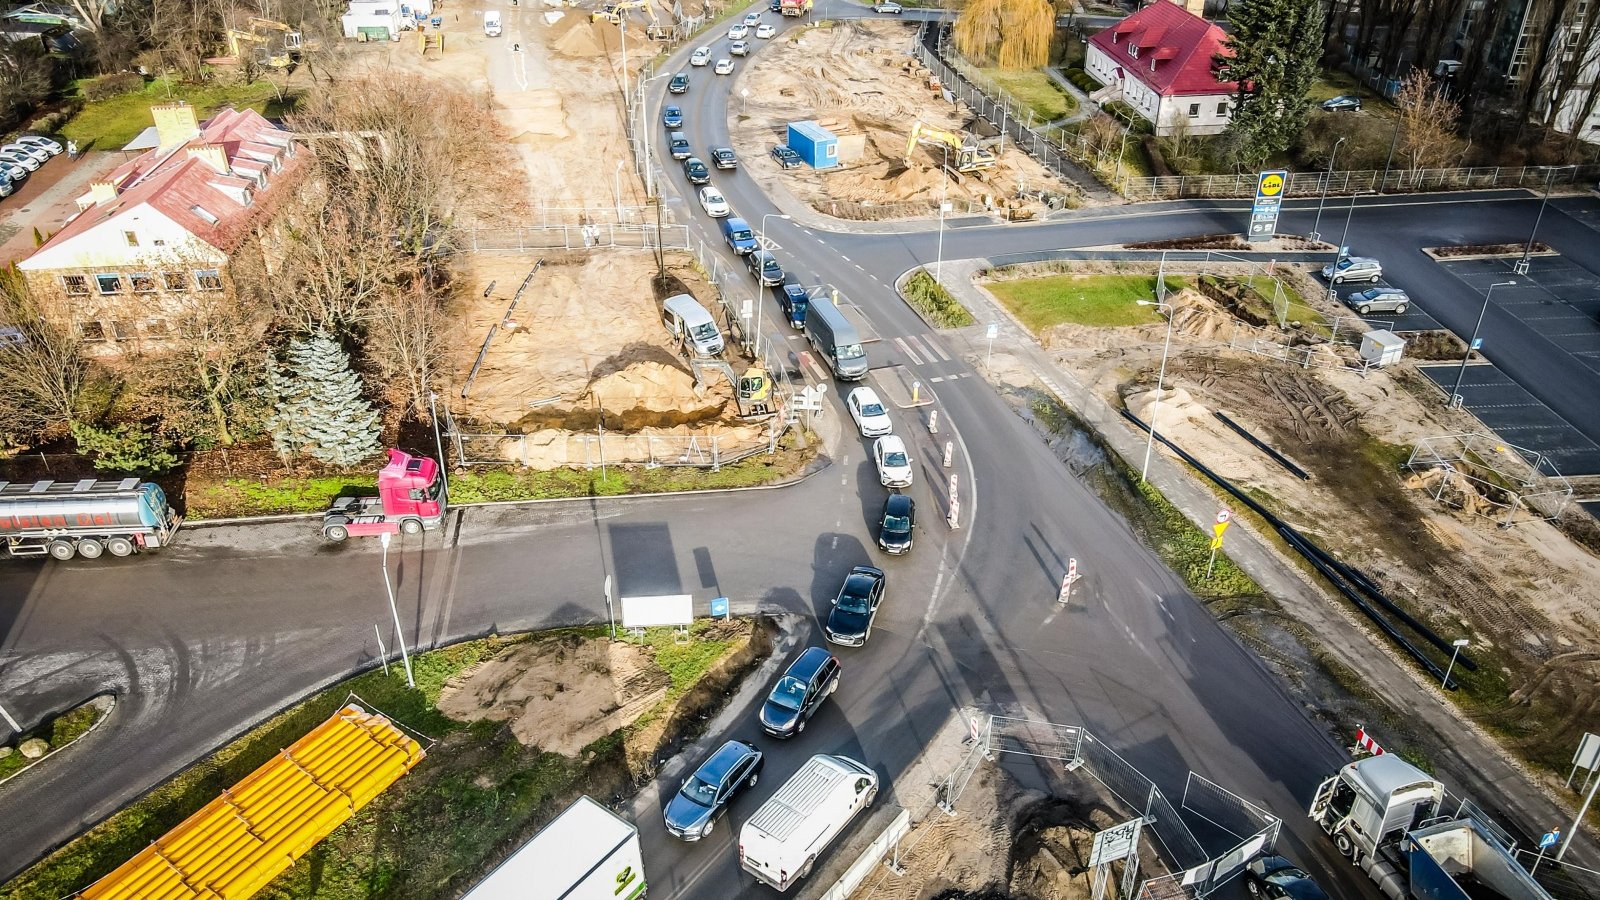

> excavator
[225,17,308,69]
[591,0,671,38]
[689,358,776,421]
[905,120,998,173]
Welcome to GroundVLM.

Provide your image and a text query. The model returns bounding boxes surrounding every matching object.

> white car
[874,435,913,488]
[0,150,41,172]
[714,58,734,75]
[872,2,903,11]
[0,161,27,183]
[755,22,775,38]
[16,135,62,155]
[1,143,48,164]
[730,40,750,56]
[698,186,730,217]
[727,22,748,39]
[690,46,712,66]
[743,11,762,25]
[847,387,893,437]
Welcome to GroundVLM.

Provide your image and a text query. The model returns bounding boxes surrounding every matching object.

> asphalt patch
[1418,363,1600,476]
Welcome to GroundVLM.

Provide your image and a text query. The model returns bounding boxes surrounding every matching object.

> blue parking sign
[710,596,729,618]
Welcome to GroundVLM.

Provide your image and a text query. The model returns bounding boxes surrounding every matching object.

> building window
[62,274,90,295]
[111,320,132,340]
[153,238,166,247]
[1188,103,1201,117]
[144,319,169,336]
[1218,101,1229,115]
[190,205,219,225]
[162,271,188,291]
[123,230,139,247]
[130,272,157,293]
[95,273,123,295]
[81,321,107,341]
[194,269,223,291]
[1128,44,1139,59]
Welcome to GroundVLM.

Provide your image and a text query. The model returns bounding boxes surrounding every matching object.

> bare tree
[366,275,452,419]
[1395,69,1464,172]
[0,271,94,438]
[0,39,54,132]
[1540,0,1600,142]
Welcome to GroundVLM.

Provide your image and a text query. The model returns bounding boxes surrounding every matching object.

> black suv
[825,565,886,646]
[683,157,711,185]
[669,72,690,94]
[759,647,841,737]
[878,494,914,554]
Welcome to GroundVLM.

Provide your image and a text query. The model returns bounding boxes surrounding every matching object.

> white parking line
[893,336,925,365]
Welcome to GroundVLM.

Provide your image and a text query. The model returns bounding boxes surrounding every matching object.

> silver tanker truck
[0,478,181,560]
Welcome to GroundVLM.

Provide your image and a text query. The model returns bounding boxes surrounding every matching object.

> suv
[1322,256,1382,284]
[759,647,841,737]
[878,494,914,554]
[746,249,783,286]
[711,147,738,169]
[668,72,690,94]
[825,565,886,646]
[722,216,757,254]
[1345,286,1409,314]
[683,156,710,185]
[771,144,802,169]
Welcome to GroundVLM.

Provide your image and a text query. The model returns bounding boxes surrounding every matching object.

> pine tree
[266,330,381,466]
[1215,0,1326,170]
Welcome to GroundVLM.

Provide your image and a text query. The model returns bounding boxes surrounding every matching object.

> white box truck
[464,795,645,900]
[739,754,879,892]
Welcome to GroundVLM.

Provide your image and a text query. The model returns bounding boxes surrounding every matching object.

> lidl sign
[1248,170,1288,241]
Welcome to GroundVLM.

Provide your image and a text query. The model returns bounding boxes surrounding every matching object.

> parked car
[779,277,809,328]
[1244,856,1331,900]
[662,739,763,840]
[847,386,893,437]
[698,186,730,217]
[16,135,62,155]
[662,105,684,128]
[730,39,750,56]
[0,150,41,172]
[669,72,690,93]
[825,565,886,647]
[771,144,802,169]
[878,494,914,554]
[2,144,50,165]
[683,156,711,185]
[755,22,775,37]
[1321,94,1362,112]
[873,2,903,12]
[669,131,692,160]
[769,0,781,9]
[746,249,784,286]
[1345,286,1409,314]
[690,46,712,66]
[727,22,748,39]
[759,646,841,737]
[0,175,13,199]
[874,435,913,487]
[743,11,762,25]
[714,57,735,75]
[712,146,739,169]
[1322,256,1383,284]
[0,161,27,183]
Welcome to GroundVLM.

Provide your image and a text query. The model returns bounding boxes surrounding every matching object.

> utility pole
[1310,136,1345,242]
[378,532,414,688]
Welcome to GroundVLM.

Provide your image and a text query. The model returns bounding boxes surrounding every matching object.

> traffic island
[0,695,114,786]
[873,364,937,408]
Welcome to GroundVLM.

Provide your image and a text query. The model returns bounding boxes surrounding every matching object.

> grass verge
[987,274,1185,331]
[62,77,300,150]
[903,269,976,328]
[0,698,109,783]
[977,68,1077,121]
[3,623,759,900]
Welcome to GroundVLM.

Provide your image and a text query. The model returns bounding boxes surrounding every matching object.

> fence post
[711,436,720,471]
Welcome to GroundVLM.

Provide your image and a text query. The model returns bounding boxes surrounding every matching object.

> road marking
[893,336,925,365]
[839,254,851,262]
[930,376,946,383]
[922,336,952,361]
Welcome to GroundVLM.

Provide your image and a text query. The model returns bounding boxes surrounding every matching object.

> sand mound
[1126,386,1204,433]
[551,16,605,57]
[496,88,570,142]
[494,422,768,467]
[589,360,727,419]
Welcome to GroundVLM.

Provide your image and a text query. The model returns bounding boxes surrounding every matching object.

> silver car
[1345,287,1409,314]
[1322,256,1383,284]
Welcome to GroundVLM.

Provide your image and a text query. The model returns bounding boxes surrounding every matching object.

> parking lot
[1417,363,1600,475]
[1329,281,1445,331]
[1440,257,1600,373]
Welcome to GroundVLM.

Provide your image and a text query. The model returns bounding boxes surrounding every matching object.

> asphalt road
[5,4,1600,899]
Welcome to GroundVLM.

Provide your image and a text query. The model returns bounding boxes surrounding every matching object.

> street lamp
[935,143,951,283]
[1135,299,1175,483]
[1442,637,1470,688]
[378,532,415,689]
[1326,190,1378,293]
[1520,164,1577,272]
[1310,136,1345,243]
[634,72,671,198]
[754,214,791,356]
[1450,280,1516,405]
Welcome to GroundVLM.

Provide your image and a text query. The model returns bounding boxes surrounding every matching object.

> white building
[1085,2,1238,136]
[340,0,432,40]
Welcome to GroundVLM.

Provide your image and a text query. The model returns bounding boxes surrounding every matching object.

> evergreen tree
[1215,0,1326,170]
[266,330,381,466]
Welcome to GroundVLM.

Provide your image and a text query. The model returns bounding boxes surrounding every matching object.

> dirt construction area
[973,260,1600,780]
[730,20,1072,220]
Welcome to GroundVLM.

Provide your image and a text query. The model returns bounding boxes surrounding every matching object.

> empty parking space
[1418,363,1600,476]
[1438,259,1600,376]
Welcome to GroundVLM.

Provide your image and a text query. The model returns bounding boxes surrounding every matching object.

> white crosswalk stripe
[893,336,925,365]
[920,335,952,362]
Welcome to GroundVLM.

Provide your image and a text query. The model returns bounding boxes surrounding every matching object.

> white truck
[739,754,878,892]
[464,795,645,900]
[483,9,502,35]
[1309,754,1552,900]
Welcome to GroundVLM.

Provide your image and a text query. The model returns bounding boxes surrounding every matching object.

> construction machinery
[226,16,307,68]
[905,120,998,173]
[691,359,777,421]
[592,0,671,38]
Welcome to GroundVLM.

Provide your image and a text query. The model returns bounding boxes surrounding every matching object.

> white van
[739,754,878,892]
[483,10,502,35]
[662,293,724,357]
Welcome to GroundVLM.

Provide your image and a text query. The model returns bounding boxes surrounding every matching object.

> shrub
[1064,68,1102,92]
[903,270,975,328]
[1102,101,1152,134]
[80,73,145,102]
[70,421,180,474]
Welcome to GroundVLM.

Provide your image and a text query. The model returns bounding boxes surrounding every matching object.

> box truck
[464,796,645,900]
[739,754,878,892]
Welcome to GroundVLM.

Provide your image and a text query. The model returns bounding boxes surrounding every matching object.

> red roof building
[1085,2,1238,136]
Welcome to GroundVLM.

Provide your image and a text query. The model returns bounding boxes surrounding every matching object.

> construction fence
[461,223,691,253]
[1122,164,1600,202]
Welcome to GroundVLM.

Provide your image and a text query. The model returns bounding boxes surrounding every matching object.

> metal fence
[1122,164,1600,201]
[450,423,778,471]
[461,223,692,252]
[521,203,659,226]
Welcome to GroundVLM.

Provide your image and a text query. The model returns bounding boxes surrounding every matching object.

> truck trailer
[0,478,180,560]
[463,795,646,900]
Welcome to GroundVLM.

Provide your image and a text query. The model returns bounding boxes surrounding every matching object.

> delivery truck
[0,477,180,560]
[739,754,879,892]
[463,795,645,900]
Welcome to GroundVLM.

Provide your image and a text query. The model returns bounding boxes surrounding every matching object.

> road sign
[710,596,729,618]
[1541,829,1561,850]
[1470,338,1483,350]
[1216,509,1230,525]
[1247,170,1288,242]
[986,322,999,340]
[1088,819,1143,867]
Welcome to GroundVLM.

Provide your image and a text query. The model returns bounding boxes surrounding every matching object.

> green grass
[1239,275,1322,329]
[978,68,1077,122]
[988,274,1184,331]
[61,76,300,151]
[185,474,378,519]
[0,699,108,786]
[903,269,976,328]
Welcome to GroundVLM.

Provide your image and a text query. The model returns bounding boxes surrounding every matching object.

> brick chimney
[88,182,118,206]
[187,143,231,175]
[151,103,200,152]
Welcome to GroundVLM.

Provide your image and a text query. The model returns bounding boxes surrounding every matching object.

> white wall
[18,203,225,273]
[1156,92,1233,136]
[1085,43,1233,136]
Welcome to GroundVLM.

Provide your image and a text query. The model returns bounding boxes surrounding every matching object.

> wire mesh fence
[446,415,780,471]
[1122,164,1600,201]
[461,223,692,252]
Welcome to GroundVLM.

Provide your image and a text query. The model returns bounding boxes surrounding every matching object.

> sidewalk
[928,256,1600,866]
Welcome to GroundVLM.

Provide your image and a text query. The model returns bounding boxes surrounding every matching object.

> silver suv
[1345,287,1409,314]
[1322,256,1383,284]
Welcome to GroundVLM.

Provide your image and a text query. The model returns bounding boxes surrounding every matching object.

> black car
[662,105,684,128]
[668,72,690,94]
[1244,856,1331,900]
[770,144,802,169]
[769,0,780,10]
[746,249,783,286]
[683,156,711,185]
[711,147,738,170]
[878,494,914,554]
[760,646,841,737]
[1320,94,1361,111]
[825,565,886,646]
[778,277,809,328]
[662,739,763,840]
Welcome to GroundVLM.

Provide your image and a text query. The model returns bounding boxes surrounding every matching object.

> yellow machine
[592,0,671,37]
[420,31,445,55]
[736,364,772,418]
[905,120,998,173]
[226,17,306,68]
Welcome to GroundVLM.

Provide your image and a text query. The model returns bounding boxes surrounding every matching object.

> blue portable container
[786,121,838,170]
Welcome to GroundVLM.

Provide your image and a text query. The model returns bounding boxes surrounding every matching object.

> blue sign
[710,596,729,618]
[1541,829,1560,849]
[1470,338,1483,350]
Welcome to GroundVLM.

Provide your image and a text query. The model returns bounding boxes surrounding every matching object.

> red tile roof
[31,107,304,260]
[1089,2,1237,97]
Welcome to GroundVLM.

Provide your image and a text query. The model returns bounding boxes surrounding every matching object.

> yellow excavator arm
[905,119,998,172]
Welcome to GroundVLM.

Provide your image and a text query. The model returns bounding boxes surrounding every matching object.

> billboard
[1247,170,1287,241]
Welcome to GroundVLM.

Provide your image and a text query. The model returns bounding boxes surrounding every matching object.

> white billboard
[620,594,694,629]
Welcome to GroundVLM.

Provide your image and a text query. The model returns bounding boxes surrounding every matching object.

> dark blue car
[662,739,763,840]
[779,278,809,328]
[662,105,684,128]
[825,565,886,647]
[760,647,841,737]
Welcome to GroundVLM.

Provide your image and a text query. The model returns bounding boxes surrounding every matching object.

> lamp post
[1450,280,1516,405]
[1310,136,1345,243]
[936,144,950,282]
[1521,164,1577,272]
[427,390,449,501]
[378,532,415,688]
[1442,638,1469,688]
[1135,299,1175,483]
[635,72,670,198]
[755,213,791,356]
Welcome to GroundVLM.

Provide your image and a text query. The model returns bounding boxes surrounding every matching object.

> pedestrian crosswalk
[892,333,952,366]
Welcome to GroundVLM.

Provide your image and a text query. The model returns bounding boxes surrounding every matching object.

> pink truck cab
[322,450,447,541]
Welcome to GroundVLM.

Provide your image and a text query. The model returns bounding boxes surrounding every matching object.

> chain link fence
[460,223,691,252]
